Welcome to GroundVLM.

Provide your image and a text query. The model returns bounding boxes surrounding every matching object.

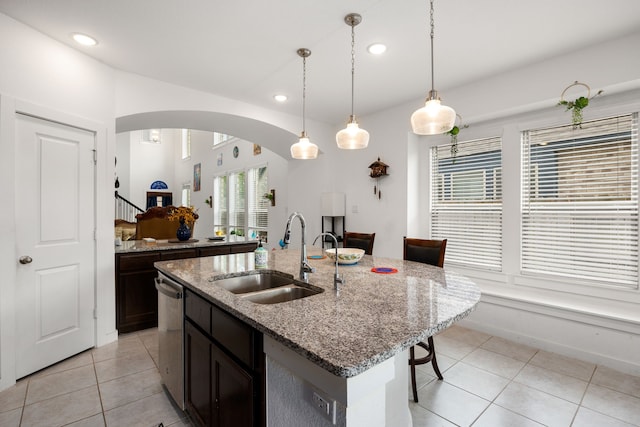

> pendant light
[336,13,369,150]
[290,48,319,159]
[410,0,456,135]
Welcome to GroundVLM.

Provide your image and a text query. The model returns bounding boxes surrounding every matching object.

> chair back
[343,232,376,255]
[403,237,447,267]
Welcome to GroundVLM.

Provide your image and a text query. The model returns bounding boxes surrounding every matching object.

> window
[522,114,638,288]
[228,170,246,239]
[430,137,503,270]
[213,132,232,147]
[213,166,268,242]
[181,183,191,207]
[248,166,269,241]
[181,129,191,159]
[213,175,228,235]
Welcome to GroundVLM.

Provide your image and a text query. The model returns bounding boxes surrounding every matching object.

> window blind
[213,175,228,233]
[228,171,246,237]
[248,166,269,241]
[430,136,503,270]
[521,114,638,288]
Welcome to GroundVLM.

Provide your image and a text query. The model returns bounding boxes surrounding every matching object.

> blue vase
[176,219,191,241]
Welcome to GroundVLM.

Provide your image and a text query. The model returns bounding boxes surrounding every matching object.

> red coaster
[371,267,398,274]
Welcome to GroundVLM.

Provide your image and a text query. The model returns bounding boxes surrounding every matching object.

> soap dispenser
[255,239,268,268]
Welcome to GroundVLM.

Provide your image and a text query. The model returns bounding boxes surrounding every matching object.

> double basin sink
[213,271,324,304]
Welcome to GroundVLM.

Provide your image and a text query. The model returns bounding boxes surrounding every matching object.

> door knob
[19,256,33,264]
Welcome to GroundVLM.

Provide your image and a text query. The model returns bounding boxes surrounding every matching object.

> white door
[15,113,96,379]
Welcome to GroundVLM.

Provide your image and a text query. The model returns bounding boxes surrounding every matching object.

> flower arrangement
[168,206,199,224]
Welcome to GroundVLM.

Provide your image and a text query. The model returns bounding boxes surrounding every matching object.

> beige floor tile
[26,364,97,405]
[494,382,578,427]
[31,350,94,379]
[413,345,457,375]
[94,352,156,383]
[433,336,478,360]
[472,404,544,427]
[439,325,491,347]
[480,336,538,363]
[21,385,102,427]
[462,348,526,379]
[66,413,106,426]
[99,368,163,411]
[581,383,640,426]
[408,366,436,399]
[415,380,490,426]
[572,406,637,427]
[0,380,27,413]
[528,350,595,381]
[513,363,588,404]
[0,407,22,427]
[592,365,640,398]
[91,334,147,363]
[104,392,184,427]
[443,362,510,401]
[408,402,457,427]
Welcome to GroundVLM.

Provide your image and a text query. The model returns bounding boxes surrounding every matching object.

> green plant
[558,81,603,128]
[446,123,469,161]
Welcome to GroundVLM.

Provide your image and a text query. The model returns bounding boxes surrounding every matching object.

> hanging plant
[445,115,468,161]
[558,81,603,128]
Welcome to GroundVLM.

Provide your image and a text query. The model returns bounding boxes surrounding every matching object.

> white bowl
[325,248,365,265]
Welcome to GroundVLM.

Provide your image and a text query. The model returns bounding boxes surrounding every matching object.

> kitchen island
[155,249,481,426]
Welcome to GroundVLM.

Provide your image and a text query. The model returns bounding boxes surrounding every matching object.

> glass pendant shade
[290,133,318,159]
[336,116,369,149]
[411,94,456,135]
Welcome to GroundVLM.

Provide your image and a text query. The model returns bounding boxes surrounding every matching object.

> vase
[176,218,191,241]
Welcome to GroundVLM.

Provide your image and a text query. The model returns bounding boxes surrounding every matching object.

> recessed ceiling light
[72,33,97,46]
[367,43,386,55]
[273,94,288,102]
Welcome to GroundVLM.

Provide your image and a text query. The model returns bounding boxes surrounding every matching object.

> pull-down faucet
[313,233,344,291]
[283,212,315,282]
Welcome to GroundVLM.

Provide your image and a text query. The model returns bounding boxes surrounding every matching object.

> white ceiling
[1,0,639,125]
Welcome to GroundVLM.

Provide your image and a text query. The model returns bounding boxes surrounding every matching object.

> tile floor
[0,326,639,426]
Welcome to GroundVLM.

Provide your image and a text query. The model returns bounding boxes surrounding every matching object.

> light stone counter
[155,248,481,379]
[115,238,258,254]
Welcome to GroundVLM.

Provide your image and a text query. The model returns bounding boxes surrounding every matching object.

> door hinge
[92,149,97,165]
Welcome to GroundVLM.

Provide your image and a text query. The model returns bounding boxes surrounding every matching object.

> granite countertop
[115,238,258,254]
[155,249,481,378]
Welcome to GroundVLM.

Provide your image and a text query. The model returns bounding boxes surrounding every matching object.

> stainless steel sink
[240,284,323,304]
[214,272,294,294]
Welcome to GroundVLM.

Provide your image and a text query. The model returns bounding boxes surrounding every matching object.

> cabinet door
[116,269,159,333]
[185,321,212,427]
[212,344,254,427]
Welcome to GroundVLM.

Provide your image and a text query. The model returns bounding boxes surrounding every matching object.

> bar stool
[343,231,376,255]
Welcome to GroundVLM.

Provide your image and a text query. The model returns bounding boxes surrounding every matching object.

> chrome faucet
[283,212,315,282]
[313,233,344,291]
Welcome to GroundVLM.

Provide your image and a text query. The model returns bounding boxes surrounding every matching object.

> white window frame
[521,114,639,290]
[430,136,503,271]
[181,129,191,160]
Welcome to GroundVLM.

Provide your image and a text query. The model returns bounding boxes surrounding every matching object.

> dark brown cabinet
[184,289,264,427]
[115,242,257,333]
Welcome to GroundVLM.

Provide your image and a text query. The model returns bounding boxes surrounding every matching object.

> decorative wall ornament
[193,163,201,191]
[558,81,603,128]
[368,157,389,199]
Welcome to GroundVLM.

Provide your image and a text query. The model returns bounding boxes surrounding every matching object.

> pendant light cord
[302,55,307,134]
[350,21,356,116]
[430,0,435,93]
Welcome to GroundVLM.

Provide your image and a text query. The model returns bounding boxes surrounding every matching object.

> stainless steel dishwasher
[155,273,184,410]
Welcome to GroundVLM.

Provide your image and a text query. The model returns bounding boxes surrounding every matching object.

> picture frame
[193,163,201,191]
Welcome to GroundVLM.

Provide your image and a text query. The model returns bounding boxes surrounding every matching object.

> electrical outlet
[310,390,336,424]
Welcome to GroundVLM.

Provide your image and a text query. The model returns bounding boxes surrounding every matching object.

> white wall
[0,13,117,391]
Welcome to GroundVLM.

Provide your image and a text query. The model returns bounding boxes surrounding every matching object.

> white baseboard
[459,295,640,377]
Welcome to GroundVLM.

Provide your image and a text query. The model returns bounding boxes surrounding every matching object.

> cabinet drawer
[161,249,198,260]
[229,243,258,254]
[118,252,161,272]
[185,290,211,335]
[198,246,230,257]
[211,304,255,368]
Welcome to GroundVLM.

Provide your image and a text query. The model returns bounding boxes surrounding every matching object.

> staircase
[115,191,144,222]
